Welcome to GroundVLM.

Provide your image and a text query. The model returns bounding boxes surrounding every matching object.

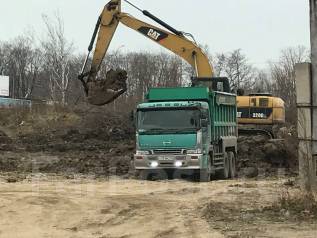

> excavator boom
[78,0,213,106]
[118,13,213,77]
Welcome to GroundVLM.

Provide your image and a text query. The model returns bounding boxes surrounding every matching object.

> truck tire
[200,156,212,182]
[200,169,211,182]
[217,152,229,179]
[228,152,236,178]
[138,170,149,180]
[156,170,169,180]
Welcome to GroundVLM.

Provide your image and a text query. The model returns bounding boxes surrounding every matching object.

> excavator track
[238,128,274,139]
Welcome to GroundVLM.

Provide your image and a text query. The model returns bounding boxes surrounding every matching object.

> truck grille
[153,149,184,155]
[159,162,174,167]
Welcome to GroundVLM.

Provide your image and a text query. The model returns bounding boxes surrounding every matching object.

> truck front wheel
[138,170,149,180]
[199,156,212,182]
[200,169,211,182]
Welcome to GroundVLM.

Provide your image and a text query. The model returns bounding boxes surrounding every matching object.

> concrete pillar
[295,63,316,192]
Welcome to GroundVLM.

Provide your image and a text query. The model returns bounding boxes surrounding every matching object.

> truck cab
[134,83,237,182]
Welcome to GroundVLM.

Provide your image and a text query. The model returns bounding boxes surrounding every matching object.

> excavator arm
[118,13,213,77]
[79,0,213,105]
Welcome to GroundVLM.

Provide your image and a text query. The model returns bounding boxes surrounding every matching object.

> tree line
[0,14,310,122]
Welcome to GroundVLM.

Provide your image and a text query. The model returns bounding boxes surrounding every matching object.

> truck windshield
[138,108,201,132]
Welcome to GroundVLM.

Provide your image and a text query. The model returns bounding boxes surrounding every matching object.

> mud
[0,106,298,180]
[87,69,127,105]
[0,107,135,177]
[237,131,298,178]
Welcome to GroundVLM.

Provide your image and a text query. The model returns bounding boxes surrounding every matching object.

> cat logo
[137,27,168,42]
[147,29,161,40]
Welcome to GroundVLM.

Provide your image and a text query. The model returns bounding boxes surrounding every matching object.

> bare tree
[213,53,226,77]
[0,35,42,99]
[0,42,10,76]
[270,46,309,122]
[41,13,74,105]
[213,49,256,91]
[253,69,272,93]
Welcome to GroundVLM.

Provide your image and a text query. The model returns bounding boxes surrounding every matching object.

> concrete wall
[295,63,316,192]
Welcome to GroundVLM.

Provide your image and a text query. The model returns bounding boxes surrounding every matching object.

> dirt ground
[0,176,316,238]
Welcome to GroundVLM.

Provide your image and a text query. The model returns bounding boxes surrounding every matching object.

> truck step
[213,162,224,166]
[213,157,224,161]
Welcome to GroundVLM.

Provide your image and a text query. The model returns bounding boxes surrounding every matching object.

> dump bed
[210,91,237,141]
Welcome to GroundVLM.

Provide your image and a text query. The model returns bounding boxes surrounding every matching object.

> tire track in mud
[85,187,221,238]
[5,179,316,238]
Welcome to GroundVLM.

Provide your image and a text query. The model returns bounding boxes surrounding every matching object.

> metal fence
[0,97,32,108]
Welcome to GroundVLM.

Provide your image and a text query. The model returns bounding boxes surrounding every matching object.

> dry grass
[0,105,81,135]
[265,189,317,220]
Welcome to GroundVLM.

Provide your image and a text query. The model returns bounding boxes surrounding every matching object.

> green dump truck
[134,78,237,182]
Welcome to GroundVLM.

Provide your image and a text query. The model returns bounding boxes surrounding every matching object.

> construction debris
[237,127,298,178]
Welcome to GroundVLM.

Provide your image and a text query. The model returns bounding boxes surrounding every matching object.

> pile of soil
[237,128,298,178]
[0,107,135,177]
[0,153,133,177]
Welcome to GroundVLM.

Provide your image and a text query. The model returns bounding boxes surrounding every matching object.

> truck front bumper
[134,154,203,170]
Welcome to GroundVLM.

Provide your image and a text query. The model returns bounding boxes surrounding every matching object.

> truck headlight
[136,150,150,155]
[150,161,159,168]
[174,161,183,167]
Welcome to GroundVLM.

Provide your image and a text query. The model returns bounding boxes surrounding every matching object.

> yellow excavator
[78,0,212,106]
[78,0,285,136]
[237,93,285,137]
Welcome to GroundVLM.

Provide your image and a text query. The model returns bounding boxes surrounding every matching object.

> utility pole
[310,1,317,158]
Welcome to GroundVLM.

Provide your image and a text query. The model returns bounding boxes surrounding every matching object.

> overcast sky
[0,0,310,68]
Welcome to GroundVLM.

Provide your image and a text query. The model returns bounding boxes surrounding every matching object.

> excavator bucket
[86,69,127,106]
